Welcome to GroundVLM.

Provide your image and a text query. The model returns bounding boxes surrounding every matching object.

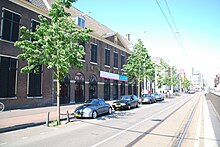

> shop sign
[100,71,128,81]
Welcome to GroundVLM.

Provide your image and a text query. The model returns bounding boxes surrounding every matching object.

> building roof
[26,0,48,11]
[25,0,132,52]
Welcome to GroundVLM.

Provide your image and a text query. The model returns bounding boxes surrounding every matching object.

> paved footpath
[0,101,114,133]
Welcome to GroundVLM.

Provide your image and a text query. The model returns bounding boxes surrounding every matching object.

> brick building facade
[0,0,137,110]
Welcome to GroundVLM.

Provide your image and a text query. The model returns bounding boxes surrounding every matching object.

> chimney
[126,34,130,41]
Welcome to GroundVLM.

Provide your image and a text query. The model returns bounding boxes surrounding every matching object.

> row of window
[0,56,134,98]
[0,8,127,70]
[0,8,127,98]
[104,48,125,69]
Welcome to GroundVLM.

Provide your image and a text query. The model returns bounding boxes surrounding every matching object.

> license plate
[116,105,121,107]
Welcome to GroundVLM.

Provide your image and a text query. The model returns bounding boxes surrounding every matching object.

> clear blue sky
[74,0,220,81]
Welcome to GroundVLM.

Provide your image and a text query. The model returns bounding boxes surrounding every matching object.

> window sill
[27,96,43,99]
[78,59,86,62]
[0,38,15,44]
[0,97,17,100]
[90,62,98,65]
[113,67,118,70]
[104,65,110,68]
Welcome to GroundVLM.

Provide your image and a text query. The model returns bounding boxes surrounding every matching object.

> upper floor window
[31,19,40,41]
[90,43,97,63]
[1,9,21,42]
[28,66,42,97]
[31,19,40,32]
[121,54,125,69]
[0,56,17,98]
[73,16,85,29]
[105,48,110,66]
[114,52,118,68]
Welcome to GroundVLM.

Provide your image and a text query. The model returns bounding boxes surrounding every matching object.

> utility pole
[170,66,173,95]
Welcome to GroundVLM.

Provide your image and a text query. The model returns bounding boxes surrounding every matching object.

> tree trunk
[56,71,61,125]
[138,78,141,98]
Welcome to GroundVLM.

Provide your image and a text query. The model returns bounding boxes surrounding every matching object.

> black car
[74,99,112,119]
[112,95,140,110]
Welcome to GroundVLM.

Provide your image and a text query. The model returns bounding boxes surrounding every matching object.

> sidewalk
[0,101,114,133]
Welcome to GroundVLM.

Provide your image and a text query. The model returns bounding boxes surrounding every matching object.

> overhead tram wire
[155,0,184,51]
[164,0,187,55]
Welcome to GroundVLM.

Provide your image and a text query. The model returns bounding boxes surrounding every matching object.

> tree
[155,59,169,89]
[15,0,92,125]
[124,39,154,98]
[182,77,191,91]
[163,66,179,93]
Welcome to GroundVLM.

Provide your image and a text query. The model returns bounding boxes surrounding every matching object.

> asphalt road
[0,93,219,147]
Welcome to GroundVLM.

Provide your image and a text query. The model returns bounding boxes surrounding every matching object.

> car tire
[136,103,139,108]
[127,105,131,110]
[108,107,112,114]
[92,111,98,119]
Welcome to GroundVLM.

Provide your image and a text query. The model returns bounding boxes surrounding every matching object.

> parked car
[112,95,140,110]
[188,88,195,94]
[74,99,112,119]
[141,94,156,104]
[152,93,164,101]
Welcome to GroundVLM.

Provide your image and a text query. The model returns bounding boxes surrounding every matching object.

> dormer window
[73,15,86,29]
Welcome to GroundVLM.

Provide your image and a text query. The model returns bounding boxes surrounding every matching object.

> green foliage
[182,77,191,89]
[155,59,168,88]
[163,66,179,87]
[156,60,179,88]
[15,0,92,81]
[123,39,154,82]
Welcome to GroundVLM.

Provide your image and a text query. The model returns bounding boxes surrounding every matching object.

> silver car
[74,99,112,119]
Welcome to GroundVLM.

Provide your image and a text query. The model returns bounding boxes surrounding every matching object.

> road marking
[91,97,189,147]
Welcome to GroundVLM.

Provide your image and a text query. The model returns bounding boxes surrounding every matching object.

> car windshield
[85,99,98,105]
[120,95,131,100]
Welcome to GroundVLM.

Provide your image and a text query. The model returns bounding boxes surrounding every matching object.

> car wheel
[136,103,139,108]
[127,105,131,110]
[108,107,112,114]
[92,111,98,119]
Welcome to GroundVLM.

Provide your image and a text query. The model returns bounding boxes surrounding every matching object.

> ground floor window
[89,74,98,99]
[28,66,42,97]
[75,73,85,102]
[113,80,118,99]
[120,81,125,96]
[0,56,17,98]
[104,79,110,100]
[60,76,70,104]
[128,83,132,95]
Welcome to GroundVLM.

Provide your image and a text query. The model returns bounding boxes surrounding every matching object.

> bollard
[67,110,70,122]
[46,112,50,127]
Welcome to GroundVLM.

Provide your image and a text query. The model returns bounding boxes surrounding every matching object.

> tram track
[173,94,201,147]
[125,94,200,147]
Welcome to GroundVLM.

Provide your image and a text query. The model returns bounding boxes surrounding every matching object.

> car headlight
[121,103,126,106]
[83,108,92,113]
